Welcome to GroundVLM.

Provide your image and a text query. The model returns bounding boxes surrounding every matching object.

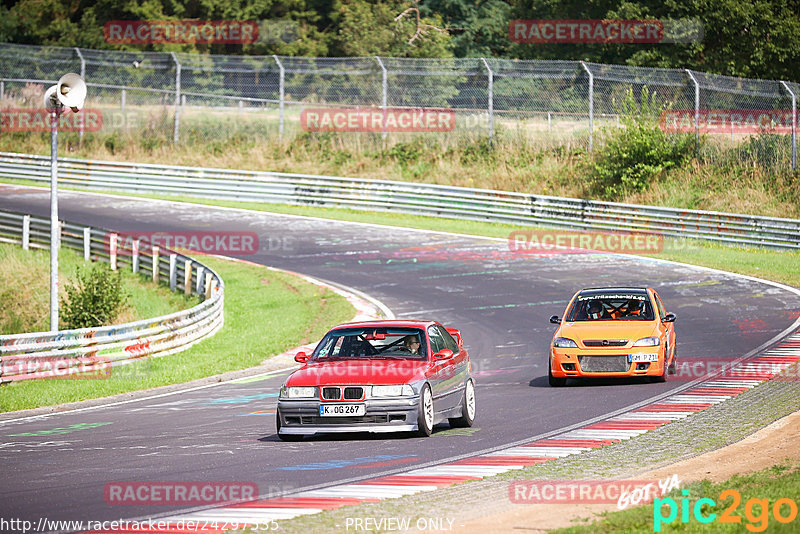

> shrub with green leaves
[591,87,696,199]
[60,263,129,330]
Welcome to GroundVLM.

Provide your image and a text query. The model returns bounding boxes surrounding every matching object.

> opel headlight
[553,337,578,348]
[633,336,660,347]
[371,384,414,397]
[280,386,317,398]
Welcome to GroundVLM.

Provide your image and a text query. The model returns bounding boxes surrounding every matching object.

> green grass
[0,254,354,412]
[553,461,800,533]
[0,242,194,334]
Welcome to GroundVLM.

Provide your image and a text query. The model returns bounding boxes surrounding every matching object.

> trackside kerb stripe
[85,329,800,532]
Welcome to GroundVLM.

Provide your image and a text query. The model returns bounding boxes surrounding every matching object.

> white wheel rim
[423,388,434,429]
[465,381,475,419]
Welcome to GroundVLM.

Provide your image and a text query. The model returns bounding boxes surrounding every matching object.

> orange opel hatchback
[548,287,677,386]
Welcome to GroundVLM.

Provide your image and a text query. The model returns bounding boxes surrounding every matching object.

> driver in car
[401,335,421,354]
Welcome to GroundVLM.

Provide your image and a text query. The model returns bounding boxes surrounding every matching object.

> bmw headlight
[371,384,414,397]
[280,386,317,398]
[553,337,578,348]
[633,336,660,347]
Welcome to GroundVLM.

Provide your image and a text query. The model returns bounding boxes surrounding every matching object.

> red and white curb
[91,332,800,531]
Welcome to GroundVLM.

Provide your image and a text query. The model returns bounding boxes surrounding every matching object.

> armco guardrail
[0,209,224,382]
[1,152,799,250]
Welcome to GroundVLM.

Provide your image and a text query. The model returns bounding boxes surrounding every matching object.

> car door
[652,290,676,361]
[427,326,452,411]
[429,325,466,411]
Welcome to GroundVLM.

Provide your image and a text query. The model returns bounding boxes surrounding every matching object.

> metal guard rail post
[0,152,798,250]
[0,208,224,382]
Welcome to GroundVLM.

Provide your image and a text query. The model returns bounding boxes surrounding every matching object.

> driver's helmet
[587,300,604,320]
[626,299,644,316]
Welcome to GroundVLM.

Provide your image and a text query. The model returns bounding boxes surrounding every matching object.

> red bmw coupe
[276,320,475,440]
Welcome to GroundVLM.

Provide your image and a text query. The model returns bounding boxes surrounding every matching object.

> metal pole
[580,62,594,152]
[781,81,797,171]
[22,215,30,250]
[686,69,700,158]
[481,58,494,143]
[49,107,60,331]
[74,48,85,142]
[376,56,388,140]
[273,55,284,139]
[171,52,181,144]
[121,89,126,113]
[0,80,4,101]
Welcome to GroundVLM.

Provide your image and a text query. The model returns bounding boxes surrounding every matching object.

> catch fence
[0,43,797,171]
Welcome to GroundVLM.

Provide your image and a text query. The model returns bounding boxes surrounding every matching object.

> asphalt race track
[2,186,799,528]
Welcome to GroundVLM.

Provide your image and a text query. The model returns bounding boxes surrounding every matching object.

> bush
[591,87,696,199]
[60,263,129,330]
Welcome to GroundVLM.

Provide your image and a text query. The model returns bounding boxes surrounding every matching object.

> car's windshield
[566,293,655,321]
[311,327,427,360]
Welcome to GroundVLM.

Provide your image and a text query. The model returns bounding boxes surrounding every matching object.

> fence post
[74,48,86,142]
[184,259,192,295]
[204,272,213,299]
[169,254,177,291]
[83,227,91,260]
[195,265,205,294]
[152,246,160,283]
[481,58,494,143]
[121,89,126,113]
[273,55,284,140]
[132,238,140,273]
[109,232,117,271]
[686,69,700,158]
[22,215,30,250]
[780,81,797,171]
[580,61,593,152]
[0,80,4,101]
[375,56,388,140]
[171,52,181,144]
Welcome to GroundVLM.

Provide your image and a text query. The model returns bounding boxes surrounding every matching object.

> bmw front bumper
[277,396,420,435]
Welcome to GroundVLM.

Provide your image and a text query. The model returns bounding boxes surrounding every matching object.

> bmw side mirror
[294,351,310,363]
[550,315,561,324]
[434,349,454,360]
[662,313,676,323]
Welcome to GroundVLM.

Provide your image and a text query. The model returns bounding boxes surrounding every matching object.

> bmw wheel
[416,384,434,437]
[449,379,475,428]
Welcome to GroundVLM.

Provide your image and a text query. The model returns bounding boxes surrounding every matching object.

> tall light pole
[43,73,87,332]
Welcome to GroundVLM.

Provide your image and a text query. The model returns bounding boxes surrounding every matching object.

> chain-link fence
[0,42,797,172]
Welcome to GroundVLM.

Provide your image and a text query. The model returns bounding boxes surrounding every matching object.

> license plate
[319,404,366,417]
[629,353,659,363]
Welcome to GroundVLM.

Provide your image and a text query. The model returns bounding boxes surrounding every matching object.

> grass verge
[554,462,800,533]
[0,242,195,334]
[0,255,354,412]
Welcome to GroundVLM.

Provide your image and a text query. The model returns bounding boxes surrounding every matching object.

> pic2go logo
[654,489,798,532]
